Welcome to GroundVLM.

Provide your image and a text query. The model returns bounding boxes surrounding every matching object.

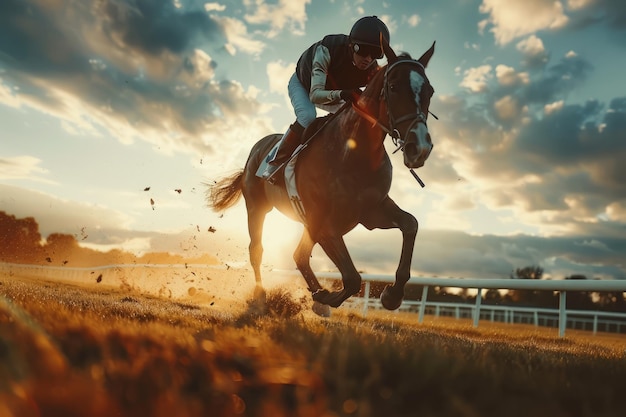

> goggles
[353,43,384,60]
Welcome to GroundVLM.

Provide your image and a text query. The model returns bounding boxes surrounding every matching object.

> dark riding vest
[296,34,379,92]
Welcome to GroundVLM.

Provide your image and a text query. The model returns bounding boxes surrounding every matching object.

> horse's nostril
[404,142,418,158]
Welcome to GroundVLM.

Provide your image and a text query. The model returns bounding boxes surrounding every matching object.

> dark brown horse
[208,40,435,315]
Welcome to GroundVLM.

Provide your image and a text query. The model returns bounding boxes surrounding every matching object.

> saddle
[255,115,333,182]
[254,114,337,223]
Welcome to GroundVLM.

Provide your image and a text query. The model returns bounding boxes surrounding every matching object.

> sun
[261,211,303,267]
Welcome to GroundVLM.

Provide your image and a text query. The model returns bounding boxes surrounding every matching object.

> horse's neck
[340,95,388,171]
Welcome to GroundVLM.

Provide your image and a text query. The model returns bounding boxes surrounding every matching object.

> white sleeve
[309,45,343,105]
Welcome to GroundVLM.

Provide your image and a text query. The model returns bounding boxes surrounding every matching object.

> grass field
[1,271,625,417]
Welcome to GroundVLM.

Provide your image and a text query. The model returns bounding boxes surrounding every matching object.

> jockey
[265,15,390,174]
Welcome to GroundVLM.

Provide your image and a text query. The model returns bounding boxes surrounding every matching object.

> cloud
[479,0,569,45]
[204,2,227,13]
[337,228,626,280]
[493,95,522,121]
[0,0,273,159]
[460,65,493,93]
[516,35,550,68]
[407,14,421,27]
[0,156,53,183]
[266,60,295,108]
[495,65,529,87]
[566,0,626,34]
[218,15,267,55]
[244,0,311,38]
[0,183,134,240]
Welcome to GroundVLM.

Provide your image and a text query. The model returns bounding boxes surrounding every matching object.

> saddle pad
[284,153,307,223]
[254,140,280,179]
[254,141,307,224]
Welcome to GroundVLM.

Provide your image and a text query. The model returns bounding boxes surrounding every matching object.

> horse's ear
[381,33,397,64]
[418,41,436,68]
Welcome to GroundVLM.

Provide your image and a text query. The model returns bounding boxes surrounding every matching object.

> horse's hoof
[248,285,268,315]
[253,285,267,302]
[380,285,403,310]
[312,289,330,303]
[312,289,345,308]
[312,301,331,318]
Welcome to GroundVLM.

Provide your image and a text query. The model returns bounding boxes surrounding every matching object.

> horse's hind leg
[293,229,330,317]
[246,200,271,306]
[294,229,322,292]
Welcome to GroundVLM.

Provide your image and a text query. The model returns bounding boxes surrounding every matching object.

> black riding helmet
[349,16,390,59]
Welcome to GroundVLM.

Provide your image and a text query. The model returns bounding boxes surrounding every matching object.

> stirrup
[261,163,282,184]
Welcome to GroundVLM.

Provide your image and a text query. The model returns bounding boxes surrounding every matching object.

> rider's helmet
[349,16,390,59]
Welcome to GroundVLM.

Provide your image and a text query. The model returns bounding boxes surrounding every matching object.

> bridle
[350,58,433,187]
[351,59,431,154]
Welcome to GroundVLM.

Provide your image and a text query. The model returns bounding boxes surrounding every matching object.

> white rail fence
[2,263,626,337]
[308,272,626,337]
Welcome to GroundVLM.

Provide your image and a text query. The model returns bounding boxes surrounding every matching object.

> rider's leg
[268,73,316,166]
[288,73,317,129]
[268,121,305,165]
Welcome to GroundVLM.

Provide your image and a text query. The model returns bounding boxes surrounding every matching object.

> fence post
[473,288,482,328]
[362,281,371,317]
[559,291,567,337]
[418,285,429,323]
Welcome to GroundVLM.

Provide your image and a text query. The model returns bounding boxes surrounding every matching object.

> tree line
[0,211,216,267]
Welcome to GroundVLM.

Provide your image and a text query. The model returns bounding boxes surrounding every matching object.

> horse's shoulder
[303,115,333,141]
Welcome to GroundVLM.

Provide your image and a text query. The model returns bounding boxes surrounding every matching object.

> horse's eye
[389,84,397,92]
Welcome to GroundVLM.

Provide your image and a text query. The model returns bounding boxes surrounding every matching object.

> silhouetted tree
[511,266,544,280]
[484,288,502,305]
[596,291,626,313]
[564,275,594,310]
[0,211,43,263]
[508,265,555,307]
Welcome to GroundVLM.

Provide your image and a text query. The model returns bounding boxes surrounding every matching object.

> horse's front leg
[312,235,362,308]
[362,196,418,310]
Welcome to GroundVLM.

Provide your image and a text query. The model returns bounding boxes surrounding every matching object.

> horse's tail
[206,170,244,212]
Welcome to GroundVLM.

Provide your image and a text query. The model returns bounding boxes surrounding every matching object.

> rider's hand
[340,89,361,103]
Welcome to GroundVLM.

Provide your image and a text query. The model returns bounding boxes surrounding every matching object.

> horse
[207,39,435,316]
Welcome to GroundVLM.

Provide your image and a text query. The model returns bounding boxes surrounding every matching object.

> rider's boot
[269,122,304,166]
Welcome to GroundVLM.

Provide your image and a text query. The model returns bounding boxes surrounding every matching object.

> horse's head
[381,40,435,169]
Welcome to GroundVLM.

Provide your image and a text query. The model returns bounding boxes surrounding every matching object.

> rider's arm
[309,45,342,105]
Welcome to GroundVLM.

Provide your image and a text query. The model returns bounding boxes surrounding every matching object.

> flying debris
[174,189,182,194]
[208,226,216,233]
[96,274,102,283]
[150,198,155,210]
[144,187,151,191]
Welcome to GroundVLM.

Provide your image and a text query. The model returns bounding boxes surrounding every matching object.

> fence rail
[2,263,626,337]
[306,272,626,337]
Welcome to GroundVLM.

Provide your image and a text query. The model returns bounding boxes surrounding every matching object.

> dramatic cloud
[0,0,271,157]
[479,0,569,45]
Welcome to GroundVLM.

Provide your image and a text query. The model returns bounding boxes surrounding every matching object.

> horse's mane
[360,53,414,102]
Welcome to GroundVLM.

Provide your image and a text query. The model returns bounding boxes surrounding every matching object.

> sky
[1,0,626,282]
